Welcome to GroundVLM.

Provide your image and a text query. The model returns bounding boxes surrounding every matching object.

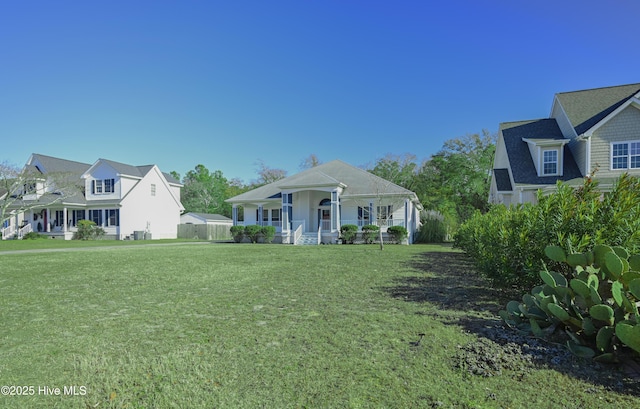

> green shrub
[244,225,262,243]
[230,225,245,243]
[340,224,358,244]
[72,220,105,240]
[22,231,46,240]
[361,224,379,244]
[501,244,640,361]
[417,210,448,243]
[387,226,408,244]
[260,226,276,243]
[455,174,640,290]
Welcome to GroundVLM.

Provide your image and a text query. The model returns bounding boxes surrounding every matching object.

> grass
[0,243,638,408]
[0,237,205,252]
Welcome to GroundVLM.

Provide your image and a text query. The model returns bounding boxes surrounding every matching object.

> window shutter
[91,180,95,194]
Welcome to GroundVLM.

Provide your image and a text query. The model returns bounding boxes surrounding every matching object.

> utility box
[134,231,144,240]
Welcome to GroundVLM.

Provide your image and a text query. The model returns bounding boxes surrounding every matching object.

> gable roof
[500,119,583,185]
[28,154,91,176]
[226,159,419,203]
[555,83,640,135]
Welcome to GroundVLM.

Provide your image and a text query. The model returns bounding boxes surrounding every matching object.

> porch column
[330,190,340,232]
[46,208,51,232]
[404,199,409,230]
[281,195,289,233]
[63,207,68,232]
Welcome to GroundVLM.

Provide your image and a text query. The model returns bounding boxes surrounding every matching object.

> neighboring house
[225,159,423,244]
[1,153,184,240]
[489,83,640,205]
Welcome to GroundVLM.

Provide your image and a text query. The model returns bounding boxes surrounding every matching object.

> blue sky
[2,0,638,183]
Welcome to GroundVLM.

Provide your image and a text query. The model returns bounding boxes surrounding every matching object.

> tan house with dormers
[489,83,640,205]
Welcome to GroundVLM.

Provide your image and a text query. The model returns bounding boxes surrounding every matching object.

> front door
[317,208,331,230]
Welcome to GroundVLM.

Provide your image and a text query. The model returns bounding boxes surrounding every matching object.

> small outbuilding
[178,212,232,240]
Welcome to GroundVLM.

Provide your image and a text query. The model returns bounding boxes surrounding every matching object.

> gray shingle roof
[185,212,231,222]
[492,168,512,191]
[500,119,583,185]
[30,154,91,176]
[227,160,418,203]
[555,83,640,135]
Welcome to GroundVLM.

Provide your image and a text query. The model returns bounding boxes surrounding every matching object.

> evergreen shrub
[230,225,245,243]
[455,174,640,290]
[340,224,358,244]
[362,224,379,244]
[387,226,408,244]
[72,220,105,240]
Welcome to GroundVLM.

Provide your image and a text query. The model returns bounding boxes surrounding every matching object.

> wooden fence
[177,224,232,241]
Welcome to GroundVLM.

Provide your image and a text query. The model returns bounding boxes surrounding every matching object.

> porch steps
[296,233,319,245]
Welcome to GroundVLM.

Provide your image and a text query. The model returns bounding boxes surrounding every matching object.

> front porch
[231,187,412,245]
[2,207,122,240]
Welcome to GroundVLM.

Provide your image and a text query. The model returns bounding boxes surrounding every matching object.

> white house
[1,153,184,240]
[225,159,423,244]
[489,83,640,205]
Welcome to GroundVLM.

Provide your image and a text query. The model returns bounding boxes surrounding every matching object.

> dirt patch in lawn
[384,250,640,396]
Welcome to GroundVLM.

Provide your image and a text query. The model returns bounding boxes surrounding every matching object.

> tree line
[172,131,496,230]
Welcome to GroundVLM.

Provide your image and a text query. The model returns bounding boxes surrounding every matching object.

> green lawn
[0,243,638,408]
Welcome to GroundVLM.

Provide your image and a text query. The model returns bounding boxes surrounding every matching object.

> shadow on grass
[385,251,517,313]
[382,251,640,397]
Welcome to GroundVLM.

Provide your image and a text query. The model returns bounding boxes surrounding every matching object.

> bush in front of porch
[231,225,276,243]
[73,220,105,240]
[340,224,358,244]
[362,224,379,244]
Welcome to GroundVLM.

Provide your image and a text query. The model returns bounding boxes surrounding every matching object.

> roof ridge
[556,82,640,96]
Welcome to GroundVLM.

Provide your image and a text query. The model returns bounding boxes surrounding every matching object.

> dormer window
[92,179,115,194]
[522,137,568,177]
[543,150,558,175]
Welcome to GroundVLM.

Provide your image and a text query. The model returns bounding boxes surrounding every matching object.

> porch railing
[340,219,405,230]
[17,224,33,239]
[293,223,303,245]
[1,224,16,240]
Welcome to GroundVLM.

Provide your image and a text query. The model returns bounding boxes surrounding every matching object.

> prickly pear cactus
[500,244,640,361]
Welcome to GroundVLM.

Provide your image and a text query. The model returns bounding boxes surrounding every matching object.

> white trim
[541,148,560,176]
[610,140,640,170]
[584,97,640,137]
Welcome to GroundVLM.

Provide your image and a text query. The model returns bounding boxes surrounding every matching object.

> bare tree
[252,160,288,186]
[299,154,322,170]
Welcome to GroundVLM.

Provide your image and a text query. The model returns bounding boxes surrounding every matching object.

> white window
[106,209,119,226]
[542,150,558,175]
[377,205,393,224]
[612,141,640,170]
[92,179,115,194]
[89,209,102,226]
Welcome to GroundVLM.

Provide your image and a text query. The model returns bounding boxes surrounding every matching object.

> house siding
[120,168,182,239]
[552,100,588,176]
[590,106,640,178]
